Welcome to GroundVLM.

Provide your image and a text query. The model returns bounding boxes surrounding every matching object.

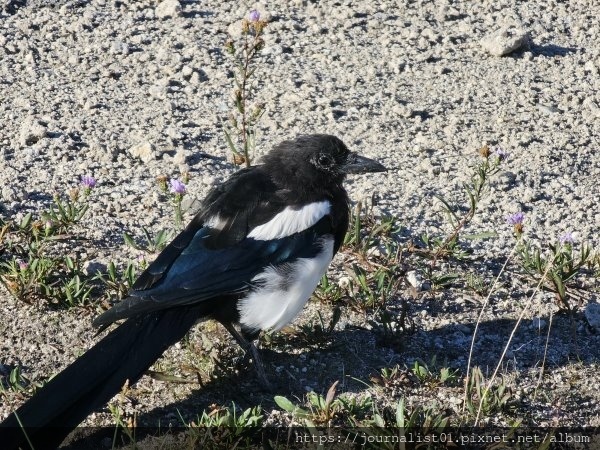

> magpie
[1,134,386,449]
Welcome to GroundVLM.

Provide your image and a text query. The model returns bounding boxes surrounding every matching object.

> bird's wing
[93,168,334,326]
[93,217,333,326]
[131,167,282,291]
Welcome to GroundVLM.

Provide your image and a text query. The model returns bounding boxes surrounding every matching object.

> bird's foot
[222,322,273,390]
[248,342,273,392]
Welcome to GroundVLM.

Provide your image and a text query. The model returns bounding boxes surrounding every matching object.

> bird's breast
[237,237,334,332]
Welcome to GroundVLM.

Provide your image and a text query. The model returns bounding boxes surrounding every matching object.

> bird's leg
[223,323,272,391]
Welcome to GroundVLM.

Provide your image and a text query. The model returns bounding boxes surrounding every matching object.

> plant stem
[241,31,250,167]
[173,196,183,229]
[429,158,491,271]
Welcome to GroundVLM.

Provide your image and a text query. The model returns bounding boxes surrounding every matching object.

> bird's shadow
[63,310,599,448]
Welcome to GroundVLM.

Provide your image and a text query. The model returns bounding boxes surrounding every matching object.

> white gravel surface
[1,0,599,438]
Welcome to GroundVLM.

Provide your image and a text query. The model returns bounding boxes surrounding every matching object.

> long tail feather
[1,306,203,450]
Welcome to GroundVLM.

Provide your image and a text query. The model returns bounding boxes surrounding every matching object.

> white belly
[238,237,334,332]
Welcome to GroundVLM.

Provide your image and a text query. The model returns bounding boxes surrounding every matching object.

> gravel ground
[1,0,599,443]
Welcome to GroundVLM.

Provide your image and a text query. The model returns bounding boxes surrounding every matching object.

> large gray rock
[128,141,157,163]
[18,117,47,147]
[155,0,182,19]
[480,25,530,56]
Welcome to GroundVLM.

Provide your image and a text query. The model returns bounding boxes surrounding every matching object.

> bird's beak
[342,152,387,174]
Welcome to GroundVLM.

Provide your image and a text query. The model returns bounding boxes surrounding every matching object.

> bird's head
[263,134,386,189]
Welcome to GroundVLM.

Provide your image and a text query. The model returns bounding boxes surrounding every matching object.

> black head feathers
[262,134,386,191]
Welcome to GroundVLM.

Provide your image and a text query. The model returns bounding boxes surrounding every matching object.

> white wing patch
[247,201,331,240]
[238,238,334,332]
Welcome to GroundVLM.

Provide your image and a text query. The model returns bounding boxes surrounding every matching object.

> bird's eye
[317,154,333,166]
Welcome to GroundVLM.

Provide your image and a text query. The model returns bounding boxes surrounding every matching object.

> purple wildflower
[507,211,525,235]
[559,232,575,245]
[494,147,509,161]
[506,212,525,226]
[18,260,28,271]
[169,178,186,195]
[80,175,97,189]
[249,10,260,22]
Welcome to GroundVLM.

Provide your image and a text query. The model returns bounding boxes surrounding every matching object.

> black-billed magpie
[1,134,386,449]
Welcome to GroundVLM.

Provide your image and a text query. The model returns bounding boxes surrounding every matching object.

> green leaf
[274,396,296,413]
[107,261,116,279]
[64,255,75,271]
[395,399,407,428]
[328,306,342,333]
[433,273,459,287]
[534,249,543,271]
[433,194,459,226]
[325,380,338,409]
[553,275,566,301]
[141,226,152,244]
[123,233,138,250]
[466,189,476,213]
[55,199,67,218]
[223,127,241,156]
[19,212,33,229]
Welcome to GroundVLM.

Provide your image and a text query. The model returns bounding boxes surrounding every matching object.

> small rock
[480,25,530,56]
[155,0,181,19]
[406,270,430,291]
[440,6,461,21]
[167,127,184,141]
[181,65,194,79]
[227,21,243,38]
[110,40,129,55]
[19,118,47,146]
[537,104,560,115]
[583,97,600,118]
[1,185,28,202]
[338,276,351,289]
[149,82,167,99]
[128,141,157,163]
[584,303,600,331]
[173,149,187,165]
[83,98,101,110]
[83,261,107,277]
